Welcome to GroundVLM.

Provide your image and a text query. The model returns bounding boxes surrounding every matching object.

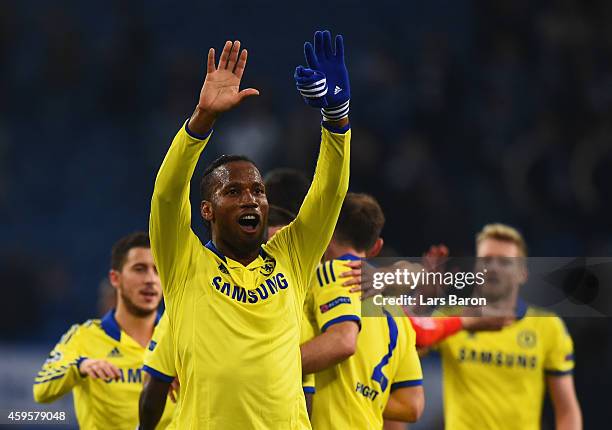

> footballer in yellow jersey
[33,232,174,430]
[436,224,582,430]
[149,35,351,429]
[302,193,424,430]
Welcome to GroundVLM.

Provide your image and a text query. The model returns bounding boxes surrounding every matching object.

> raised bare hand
[189,40,260,134]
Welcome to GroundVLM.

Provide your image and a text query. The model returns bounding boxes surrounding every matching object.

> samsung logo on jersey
[458,348,537,369]
[105,368,142,384]
[212,273,288,304]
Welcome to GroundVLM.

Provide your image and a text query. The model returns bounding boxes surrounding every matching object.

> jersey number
[371,309,398,392]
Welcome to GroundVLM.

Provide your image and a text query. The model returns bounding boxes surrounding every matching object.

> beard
[119,288,157,318]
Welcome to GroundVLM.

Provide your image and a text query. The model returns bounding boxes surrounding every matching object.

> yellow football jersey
[310,255,423,430]
[149,122,350,429]
[33,310,174,430]
[437,301,574,430]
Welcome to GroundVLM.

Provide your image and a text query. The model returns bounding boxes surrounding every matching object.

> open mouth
[238,214,260,233]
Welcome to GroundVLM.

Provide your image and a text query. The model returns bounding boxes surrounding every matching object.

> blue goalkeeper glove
[295,30,350,121]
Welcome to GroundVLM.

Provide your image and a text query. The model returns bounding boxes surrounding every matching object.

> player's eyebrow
[221,181,246,189]
[222,180,264,189]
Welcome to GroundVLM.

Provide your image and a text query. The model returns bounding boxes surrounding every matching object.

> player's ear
[201,200,214,222]
[108,269,121,289]
[366,238,384,258]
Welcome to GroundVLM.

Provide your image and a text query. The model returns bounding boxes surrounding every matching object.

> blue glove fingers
[322,30,333,59]
[334,34,344,59]
[314,31,324,59]
[294,65,315,79]
[304,42,319,70]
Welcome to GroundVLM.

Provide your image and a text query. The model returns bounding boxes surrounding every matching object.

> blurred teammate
[264,168,310,216]
[301,193,424,429]
[434,224,582,430]
[33,232,174,429]
[149,31,351,429]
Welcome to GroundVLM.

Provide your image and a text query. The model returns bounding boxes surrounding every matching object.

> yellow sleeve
[33,324,87,403]
[149,122,213,299]
[391,317,423,391]
[143,314,176,382]
[300,291,317,392]
[544,316,574,375]
[265,125,350,296]
[312,260,361,332]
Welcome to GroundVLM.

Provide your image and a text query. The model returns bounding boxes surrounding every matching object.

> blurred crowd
[0,0,611,425]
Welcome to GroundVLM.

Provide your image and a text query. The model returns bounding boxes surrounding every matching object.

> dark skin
[191,40,346,266]
[200,161,269,265]
[138,377,169,430]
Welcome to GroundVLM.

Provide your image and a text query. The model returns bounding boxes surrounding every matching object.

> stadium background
[0,0,611,428]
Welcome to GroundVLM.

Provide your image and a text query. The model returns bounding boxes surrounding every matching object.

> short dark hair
[334,193,385,252]
[268,205,296,227]
[264,168,310,216]
[200,154,257,201]
[110,232,150,271]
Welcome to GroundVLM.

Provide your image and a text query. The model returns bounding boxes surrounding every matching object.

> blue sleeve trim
[321,315,361,333]
[75,356,87,368]
[545,369,574,376]
[565,354,574,361]
[142,365,174,383]
[316,267,323,287]
[321,121,350,134]
[328,261,336,282]
[184,120,213,140]
[321,263,330,284]
[75,356,87,377]
[302,386,315,394]
[390,379,423,391]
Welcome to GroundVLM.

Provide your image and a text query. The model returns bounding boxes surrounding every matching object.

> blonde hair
[476,223,527,256]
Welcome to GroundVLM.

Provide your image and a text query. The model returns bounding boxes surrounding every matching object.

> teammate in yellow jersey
[149,31,351,429]
[432,224,582,430]
[33,232,175,429]
[301,193,424,429]
[139,313,180,430]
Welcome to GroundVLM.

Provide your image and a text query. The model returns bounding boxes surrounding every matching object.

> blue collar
[101,309,121,341]
[337,253,362,261]
[205,240,268,263]
[515,298,528,320]
[101,308,163,342]
[205,240,226,262]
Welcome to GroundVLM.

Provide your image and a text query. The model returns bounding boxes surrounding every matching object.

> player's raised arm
[150,41,259,291]
[268,31,351,288]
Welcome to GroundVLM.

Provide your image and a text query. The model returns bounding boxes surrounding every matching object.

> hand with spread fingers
[189,40,260,135]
